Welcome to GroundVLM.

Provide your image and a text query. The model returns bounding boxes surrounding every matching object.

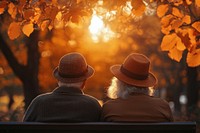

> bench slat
[0,122,196,133]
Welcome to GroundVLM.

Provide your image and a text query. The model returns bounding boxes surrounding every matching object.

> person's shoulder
[82,94,102,108]
[150,96,169,105]
[102,99,118,107]
[32,92,52,102]
[83,94,99,102]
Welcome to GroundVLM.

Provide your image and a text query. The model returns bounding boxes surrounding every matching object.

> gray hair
[58,81,84,88]
[107,77,154,99]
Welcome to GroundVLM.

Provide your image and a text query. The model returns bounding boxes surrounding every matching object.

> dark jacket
[101,93,174,122]
[23,86,101,122]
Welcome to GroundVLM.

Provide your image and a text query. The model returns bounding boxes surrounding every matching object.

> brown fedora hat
[110,53,157,88]
[53,52,94,83]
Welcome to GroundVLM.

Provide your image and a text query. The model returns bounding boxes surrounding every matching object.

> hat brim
[110,65,157,88]
[53,65,94,83]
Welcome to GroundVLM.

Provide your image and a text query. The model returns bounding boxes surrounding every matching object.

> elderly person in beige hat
[23,52,101,122]
[101,53,174,122]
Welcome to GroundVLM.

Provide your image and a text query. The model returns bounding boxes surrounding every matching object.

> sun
[89,14,116,43]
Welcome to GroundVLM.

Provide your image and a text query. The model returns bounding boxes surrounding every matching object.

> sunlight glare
[89,15,104,35]
[89,14,116,43]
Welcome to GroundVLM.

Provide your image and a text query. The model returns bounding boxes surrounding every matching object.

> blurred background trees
[0,0,199,122]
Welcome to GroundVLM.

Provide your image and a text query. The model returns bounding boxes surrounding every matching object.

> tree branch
[0,14,27,81]
[0,34,26,81]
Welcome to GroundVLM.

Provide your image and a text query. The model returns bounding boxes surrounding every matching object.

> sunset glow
[89,14,116,43]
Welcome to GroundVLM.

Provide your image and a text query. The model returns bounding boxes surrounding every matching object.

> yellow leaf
[187,49,200,67]
[8,22,21,40]
[157,4,168,18]
[131,0,146,16]
[192,22,200,32]
[168,47,183,62]
[172,7,183,18]
[22,23,34,37]
[182,15,191,24]
[196,0,200,7]
[161,33,177,51]
[176,37,186,51]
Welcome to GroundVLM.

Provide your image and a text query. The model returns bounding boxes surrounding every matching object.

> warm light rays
[89,14,116,43]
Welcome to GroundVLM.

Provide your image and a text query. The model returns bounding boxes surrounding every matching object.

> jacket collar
[53,86,83,94]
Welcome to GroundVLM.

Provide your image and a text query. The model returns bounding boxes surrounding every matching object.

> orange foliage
[156,0,200,66]
[22,23,34,37]
[7,22,21,40]
[1,0,200,71]
[131,0,146,16]
[157,4,168,18]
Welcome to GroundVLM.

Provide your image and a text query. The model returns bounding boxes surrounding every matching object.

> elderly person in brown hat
[23,52,101,122]
[101,53,174,122]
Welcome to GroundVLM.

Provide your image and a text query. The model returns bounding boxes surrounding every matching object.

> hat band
[58,66,88,78]
[120,66,148,80]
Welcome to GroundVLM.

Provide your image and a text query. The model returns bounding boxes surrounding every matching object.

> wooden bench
[0,122,196,133]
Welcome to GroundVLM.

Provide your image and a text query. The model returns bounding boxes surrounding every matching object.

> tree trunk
[22,30,40,109]
[186,66,198,113]
[0,29,40,110]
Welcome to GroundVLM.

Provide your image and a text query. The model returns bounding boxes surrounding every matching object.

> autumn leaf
[186,0,192,5]
[8,2,17,19]
[176,37,186,51]
[161,33,177,51]
[168,47,183,62]
[131,0,146,16]
[40,19,51,31]
[182,15,191,24]
[173,0,183,6]
[71,15,81,23]
[171,19,183,30]
[0,8,4,14]
[160,15,174,34]
[160,14,174,27]
[0,1,7,8]
[157,4,168,18]
[172,7,183,18]
[177,32,190,50]
[8,22,21,40]
[22,23,34,37]
[192,21,200,32]
[0,0,7,14]
[187,49,200,67]
[161,25,172,34]
[196,0,200,7]
[23,9,35,20]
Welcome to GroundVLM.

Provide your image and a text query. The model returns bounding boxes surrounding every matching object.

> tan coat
[101,93,174,122]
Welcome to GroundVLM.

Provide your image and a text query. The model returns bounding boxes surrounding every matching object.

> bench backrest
[0,122,196,133]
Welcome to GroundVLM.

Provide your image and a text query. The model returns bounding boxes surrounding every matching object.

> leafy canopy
[0,0,200,67]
